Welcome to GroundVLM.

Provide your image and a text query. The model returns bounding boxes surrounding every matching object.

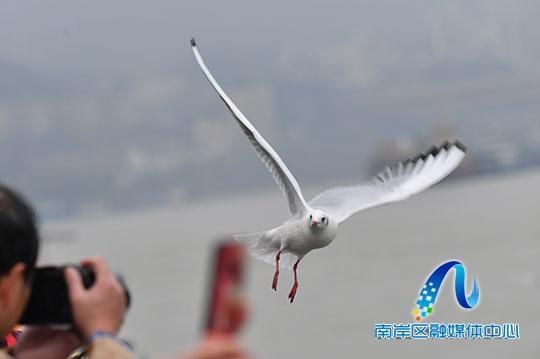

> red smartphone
[204,239,246,335]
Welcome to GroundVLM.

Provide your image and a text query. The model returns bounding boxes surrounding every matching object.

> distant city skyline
[1,0,539,219]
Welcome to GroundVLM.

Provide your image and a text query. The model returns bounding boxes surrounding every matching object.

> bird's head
[308,210,329,230]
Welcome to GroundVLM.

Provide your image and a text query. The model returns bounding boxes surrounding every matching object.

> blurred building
[367,122,540,180]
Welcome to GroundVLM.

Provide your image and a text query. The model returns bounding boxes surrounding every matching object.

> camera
[19,265,131,325]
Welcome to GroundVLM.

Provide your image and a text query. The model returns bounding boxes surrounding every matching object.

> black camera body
[19,265,131,325]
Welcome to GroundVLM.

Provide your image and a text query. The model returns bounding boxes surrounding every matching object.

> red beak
[311,220,318,226]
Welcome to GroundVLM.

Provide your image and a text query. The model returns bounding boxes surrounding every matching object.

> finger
[81,256,110,279]
[224,296,248,334]
[209,341,248,359]
[192,338,243,358]
[64,267,84,299]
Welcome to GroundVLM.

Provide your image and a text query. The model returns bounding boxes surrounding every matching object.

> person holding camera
[0,183,251,358]
[0,185,131,358]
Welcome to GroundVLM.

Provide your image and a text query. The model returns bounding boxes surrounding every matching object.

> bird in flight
[191,38,467,303]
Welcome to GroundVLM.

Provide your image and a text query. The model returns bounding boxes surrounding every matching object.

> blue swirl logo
[412,260,480,321]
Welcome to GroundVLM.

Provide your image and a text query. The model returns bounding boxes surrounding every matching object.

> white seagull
[191,38,467,303]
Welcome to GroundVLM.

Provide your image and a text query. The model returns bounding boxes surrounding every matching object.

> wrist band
[87,331,133,351]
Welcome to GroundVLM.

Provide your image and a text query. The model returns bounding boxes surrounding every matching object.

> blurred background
[1,0,539,357]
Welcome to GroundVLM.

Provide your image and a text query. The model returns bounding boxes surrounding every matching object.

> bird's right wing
[191,38,308,215]
[309,141,467,223]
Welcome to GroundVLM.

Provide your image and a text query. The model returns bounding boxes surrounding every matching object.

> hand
[13,326,82,359]
[64,257,127,338]
[211,294,248,335]
[183,294,250,358]
[182,335,251,359]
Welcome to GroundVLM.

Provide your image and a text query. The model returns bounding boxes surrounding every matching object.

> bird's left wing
[309,141,467,223]
[191,38,308,215]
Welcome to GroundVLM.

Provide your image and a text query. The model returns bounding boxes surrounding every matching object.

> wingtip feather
[452,140,467,153]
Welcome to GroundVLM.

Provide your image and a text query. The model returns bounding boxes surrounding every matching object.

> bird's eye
[309,214,312,220]
[322,217,326,222]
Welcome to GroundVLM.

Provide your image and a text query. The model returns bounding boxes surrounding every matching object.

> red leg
[272,250,283,291]
[288,258,301,303]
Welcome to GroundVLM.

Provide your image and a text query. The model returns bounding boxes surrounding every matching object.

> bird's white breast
[277,217,338,255]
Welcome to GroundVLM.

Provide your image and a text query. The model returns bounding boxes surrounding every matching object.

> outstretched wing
[191,38,308,215]
[309,141,467,223]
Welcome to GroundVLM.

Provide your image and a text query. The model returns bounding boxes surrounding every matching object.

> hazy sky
[1,0,540,219]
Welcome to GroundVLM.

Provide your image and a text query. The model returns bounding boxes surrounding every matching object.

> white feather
[309,142,467,223]
[191,39,308,216]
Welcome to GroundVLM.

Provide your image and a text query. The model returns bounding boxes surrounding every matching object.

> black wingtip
[190,38,197,47]
[426,145,439,157]
[452,140,468,153]
[441,140,451,150]
[397,140,467,170]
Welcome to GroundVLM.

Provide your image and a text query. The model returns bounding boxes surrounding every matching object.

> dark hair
[0,184,39,281]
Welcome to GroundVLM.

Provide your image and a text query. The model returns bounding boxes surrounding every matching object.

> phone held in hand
[204,239,246,335]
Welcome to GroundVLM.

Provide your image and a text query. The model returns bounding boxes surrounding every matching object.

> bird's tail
[234,230,296,270]
[234,230,275,265]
